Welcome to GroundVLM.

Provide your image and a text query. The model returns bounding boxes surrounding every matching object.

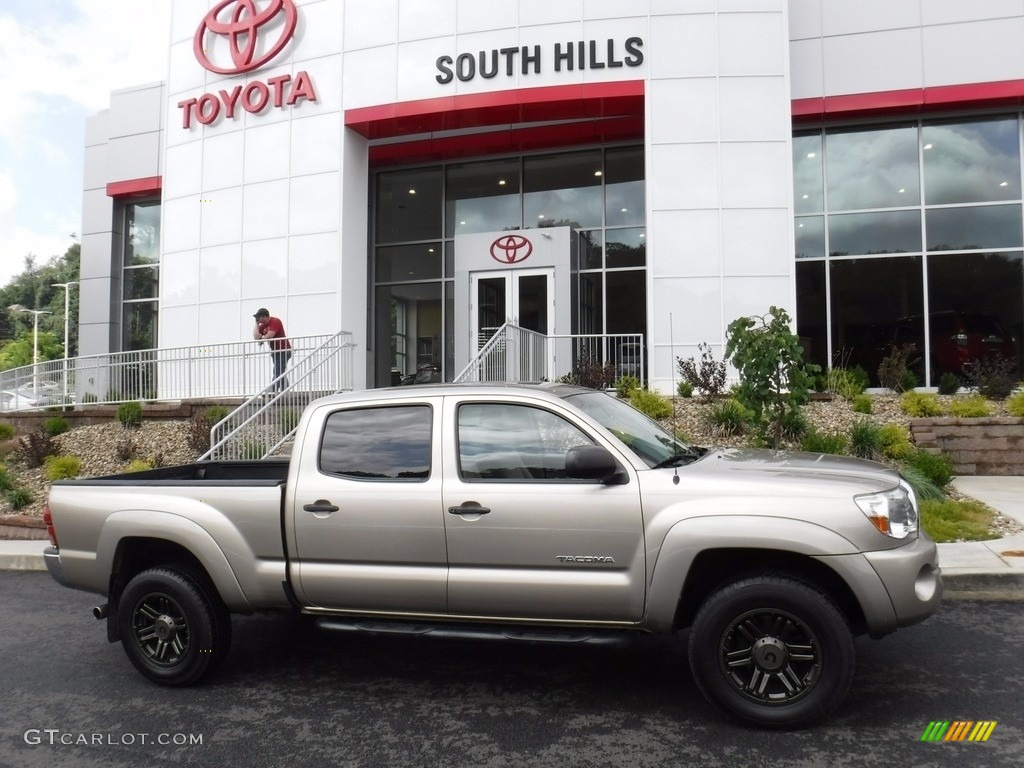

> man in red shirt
[253,308,292,391]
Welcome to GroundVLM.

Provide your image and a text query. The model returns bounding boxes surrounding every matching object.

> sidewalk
[3,478,1023,598]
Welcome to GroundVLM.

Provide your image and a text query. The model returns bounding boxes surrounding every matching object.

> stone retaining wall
[910,417,1024,476]
[0,399,245,435]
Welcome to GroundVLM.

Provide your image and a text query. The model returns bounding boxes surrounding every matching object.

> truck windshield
[563,391,701,469]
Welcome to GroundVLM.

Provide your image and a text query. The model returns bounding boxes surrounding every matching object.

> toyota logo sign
[490,235,533,264]
[194,0,298,75]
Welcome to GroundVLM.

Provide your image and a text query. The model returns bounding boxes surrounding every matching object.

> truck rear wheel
[687,575,854,728]
[118,566,232,686]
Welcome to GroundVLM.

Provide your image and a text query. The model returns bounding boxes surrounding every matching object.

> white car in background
[0,389,43,410]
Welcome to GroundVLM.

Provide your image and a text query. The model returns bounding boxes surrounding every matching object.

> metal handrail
[201,332,356,461]
[455,324,645,386]
[0,333,345,410]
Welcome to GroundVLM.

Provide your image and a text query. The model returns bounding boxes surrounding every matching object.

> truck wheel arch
[644,516,875,636]
[97,512,251,618]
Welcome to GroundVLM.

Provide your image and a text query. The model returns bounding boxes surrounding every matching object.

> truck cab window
[458,403,593,481]
[320,405,431,480]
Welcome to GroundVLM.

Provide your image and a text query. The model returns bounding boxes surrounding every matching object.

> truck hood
[688,447,902,496]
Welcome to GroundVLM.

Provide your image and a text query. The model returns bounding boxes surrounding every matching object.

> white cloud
[0,0,171,287]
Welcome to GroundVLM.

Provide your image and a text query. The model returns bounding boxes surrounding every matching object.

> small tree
[725,306,820,449]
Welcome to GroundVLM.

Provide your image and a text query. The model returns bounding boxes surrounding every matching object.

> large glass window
[446,159,521,237]
[376,167,442,243]
[123,200,160,351]
[372,145,645,386]
[524,150,603,229]
[795,115,1024,387]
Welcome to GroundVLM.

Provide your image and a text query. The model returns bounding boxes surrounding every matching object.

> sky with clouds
[0,0,171,287]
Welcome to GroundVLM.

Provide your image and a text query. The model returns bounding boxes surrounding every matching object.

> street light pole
[8,304,52,394]
[52,282,78,404]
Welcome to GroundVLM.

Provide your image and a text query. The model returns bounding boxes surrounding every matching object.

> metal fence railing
[0,334,349,411]
[455,324,645,386]
[201,333,357,461]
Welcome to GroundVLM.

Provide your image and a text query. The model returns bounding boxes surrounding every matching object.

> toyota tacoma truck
[42,383,942,728]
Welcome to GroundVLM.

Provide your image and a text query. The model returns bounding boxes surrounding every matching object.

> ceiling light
[898,188,905,194]
[806,152,816,158]
[621,208,628,213]
[802,194,809,199]
[923,144,933,150]
[498,179,506,186]
[1000,181,1009,187]
[538,214,546,219]
[594,171,603,177]
[408,189,416,194]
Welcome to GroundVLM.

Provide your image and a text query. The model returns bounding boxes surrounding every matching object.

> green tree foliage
[0,242,80,368]
[725,306,820,449]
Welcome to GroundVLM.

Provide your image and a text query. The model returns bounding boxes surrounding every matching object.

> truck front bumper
[863,533,943,631]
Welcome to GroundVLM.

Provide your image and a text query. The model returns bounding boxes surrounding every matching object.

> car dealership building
[81,0,1024,392]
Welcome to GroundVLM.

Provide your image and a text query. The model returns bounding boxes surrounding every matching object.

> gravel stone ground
[2,394,1021,537]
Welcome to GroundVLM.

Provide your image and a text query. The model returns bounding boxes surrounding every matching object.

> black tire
[117,565,232,686]
[687,575,854,729]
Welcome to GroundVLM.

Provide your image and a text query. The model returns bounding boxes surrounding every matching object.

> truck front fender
[643,515,891,633]
[96,510,251,612]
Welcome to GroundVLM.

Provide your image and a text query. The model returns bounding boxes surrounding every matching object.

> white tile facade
[79,0,1024,392]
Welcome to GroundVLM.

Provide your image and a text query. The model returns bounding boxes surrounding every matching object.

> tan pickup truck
[43,383,942,728]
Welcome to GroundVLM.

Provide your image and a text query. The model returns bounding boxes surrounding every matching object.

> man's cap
[253,308,270,318]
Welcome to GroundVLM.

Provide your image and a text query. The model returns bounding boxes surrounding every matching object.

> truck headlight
[854,483,918,539]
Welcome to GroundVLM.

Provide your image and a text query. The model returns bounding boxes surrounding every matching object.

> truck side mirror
[565,445,625,484]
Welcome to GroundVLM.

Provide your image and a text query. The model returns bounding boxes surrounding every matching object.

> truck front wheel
[688,575,854,728]
[118,566,232,686]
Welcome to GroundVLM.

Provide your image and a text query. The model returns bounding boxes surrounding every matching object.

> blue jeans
[271,349,292,391]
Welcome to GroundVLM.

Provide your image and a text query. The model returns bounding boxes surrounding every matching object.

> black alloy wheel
[688,574,855,729]
[118,566,232,686]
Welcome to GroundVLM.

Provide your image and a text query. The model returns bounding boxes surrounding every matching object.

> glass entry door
[470,268,553,351]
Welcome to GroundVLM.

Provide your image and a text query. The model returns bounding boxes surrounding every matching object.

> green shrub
[906,449,954,488]
[800,429,849,456]
[614,375,641,400]
[0,424,14,440]
[629,388,674,420]
[725,306,820,449]
[44,455,81,481]
[676,380,694,398]
[116,401,143,429]
[849,419,883,461]
[899,368,918,392]
[1008,391,1024,417]
[81,393,98,403]
[937,372,961,396]
[878,344,917,391]
[827,366,869,400]
[900,391,943,417]
[899,465,945,502]
[0,464,14,492]
[851,394,873,414]
[920,498,996,543]
[5,487,33,510]
[705,399,752,436]
[677,343,728,403]
[964,355,1016,400]
[947,394,991,418]
[19,431,54,468]
[779,408,808,441]
[126,459,155,473]
[205,405,230,424]
[878,424,914,460]
[43,416,70,437]
[559,351,616,390]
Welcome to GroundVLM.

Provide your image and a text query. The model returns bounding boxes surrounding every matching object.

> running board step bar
[314,618,633,647]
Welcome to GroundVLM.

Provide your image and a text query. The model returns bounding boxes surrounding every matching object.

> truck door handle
[448,502,491,516]
[303,500,339,514]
